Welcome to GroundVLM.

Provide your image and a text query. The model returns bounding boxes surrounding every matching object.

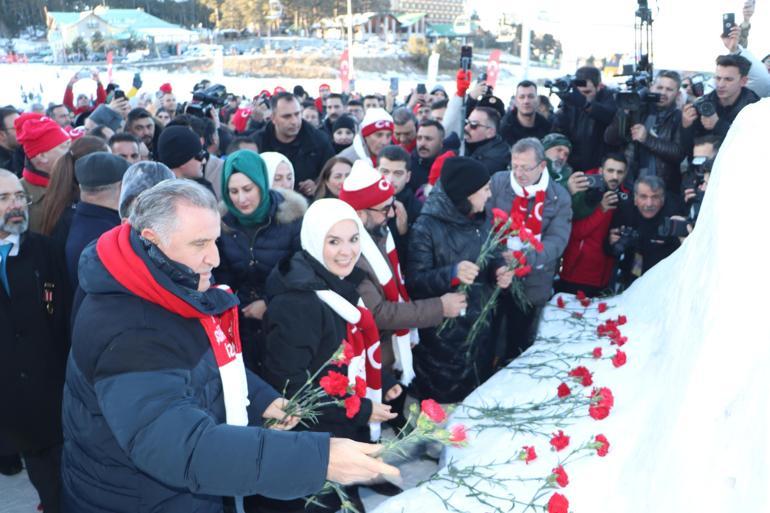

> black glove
[132,73,143,90]
[562,89,587,108]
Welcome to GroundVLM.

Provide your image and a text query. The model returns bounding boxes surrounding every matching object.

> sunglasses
[465,119,492,130]
[194,149,208,162]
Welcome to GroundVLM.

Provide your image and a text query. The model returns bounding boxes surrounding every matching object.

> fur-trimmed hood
[274,188,308,225]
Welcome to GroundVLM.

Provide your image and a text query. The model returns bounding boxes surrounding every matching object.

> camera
[614,67,661,111]
[694,96,716,117]
[585,174,606,191]
[186,84,228,118]
[658,217,690,238]
[544,75,587,99]
[611,226,640,258]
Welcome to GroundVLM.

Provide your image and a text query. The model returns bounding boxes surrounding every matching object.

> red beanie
[273,86,286,95]
[232,108,252,133]
[360,108,394,138]
[319,83,331,92]
[428,150,456,186]
[159,83,173,94]
[339,160,394,211]
[15,114,71,159]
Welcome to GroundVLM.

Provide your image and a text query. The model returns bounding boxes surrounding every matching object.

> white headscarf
[260,151,294,189]
[300,198,365,273]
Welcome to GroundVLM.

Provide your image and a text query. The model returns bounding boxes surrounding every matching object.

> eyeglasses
[511,163,543,173]
[366,202,395,216]
[0,192,32,207]
[465,120,492,130]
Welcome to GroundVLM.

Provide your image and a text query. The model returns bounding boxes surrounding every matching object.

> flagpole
[346,0,355,89]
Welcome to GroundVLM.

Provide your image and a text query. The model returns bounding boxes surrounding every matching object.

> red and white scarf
[359,227,419,385]
[509,169,549,251]
[315,290,383,441]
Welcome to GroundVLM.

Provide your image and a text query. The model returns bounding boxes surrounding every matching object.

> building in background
[390,0,464,24]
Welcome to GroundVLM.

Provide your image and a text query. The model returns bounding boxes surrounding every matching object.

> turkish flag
[340,49,350,93]
[486,49,502,89]
[107,51,114,84]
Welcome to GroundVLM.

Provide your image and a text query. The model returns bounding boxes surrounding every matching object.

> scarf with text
[509,169,549,251]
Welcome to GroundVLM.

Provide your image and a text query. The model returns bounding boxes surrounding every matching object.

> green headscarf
[222,150,272,226]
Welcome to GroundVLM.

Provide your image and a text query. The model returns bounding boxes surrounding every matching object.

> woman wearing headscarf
[407,157,515,404]
[253,199,402,513]
[261,151,295,191]
[214,150,308,371]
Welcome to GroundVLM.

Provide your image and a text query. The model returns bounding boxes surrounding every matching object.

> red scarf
[96,224,248,425]
[22,168,50,187]
[511,190,547,243]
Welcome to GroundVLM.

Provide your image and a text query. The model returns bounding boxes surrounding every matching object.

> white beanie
[260,151,294,189]
[339,160,394,211]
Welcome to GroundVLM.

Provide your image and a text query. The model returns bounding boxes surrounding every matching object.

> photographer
[683,54,759,140]
[552,66,617,172]
[608,175,686,289]
[682,157,711,226]
[605,70,687,194]
[558,154,630,297]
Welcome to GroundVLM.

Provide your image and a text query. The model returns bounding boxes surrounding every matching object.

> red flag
[107,51,114,84]
[340,49,350,93]
[486,49,502,89]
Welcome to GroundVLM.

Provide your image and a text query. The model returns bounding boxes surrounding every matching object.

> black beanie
[332,114,357,134]
[440,157,490,204]
[157,126,203,169]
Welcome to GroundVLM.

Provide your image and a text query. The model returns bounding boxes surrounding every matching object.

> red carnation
[612,349,627,368]
[592,347,602,359]
[320,371,350,397]
[449,424,468,446]
[572,312,584,319]
[589,387,614,420]
[557,382,571,398]
[556,296,566,308]
[595,434,610,457]
[568,366,593,387]
[552,465,569,488]
[354,376,367,397]
[610,332,628,346]
[343,341,355,361]
[576,290,587,301]
[579,297,591,307]
[520,445,537,464]
[597,302,608,313]
[531,238,544,253]
[421,399,447,423]
[547,492,569,513]
[549,430,570,451]
[617,314,627,325]
[512,250,527,264]
[344,395,361,419]
[514,265,532,278]
[491,208,510,231]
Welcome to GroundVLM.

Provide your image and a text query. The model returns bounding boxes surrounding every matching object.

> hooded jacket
[61,226,329,513]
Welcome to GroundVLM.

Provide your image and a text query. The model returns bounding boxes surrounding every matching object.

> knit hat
[332,114,357,135]
[231,107,252,133]
[157,126,203,169]
[159,83,173,94]
[118,161,175,218]
[430,84,446,95]
[319,83,331,92]
[360,108,394,138]
[301,198,364,272]
[14,113,70,159]
[260,151,294,188]
[222,150,272,227]
[440,156,490,205]
[542,133,572,152]
[75,152,129,187]
[339,159,394,211]
[88,104,124,133]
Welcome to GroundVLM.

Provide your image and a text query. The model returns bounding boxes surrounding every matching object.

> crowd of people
[0,15,768,513]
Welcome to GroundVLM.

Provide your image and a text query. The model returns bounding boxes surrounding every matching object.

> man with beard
[0,169,71,513]
[392,108,418,154]
[125,108,158,160]
[461,106,511,174]
[408,119,444,190]
[0,107,23,176]
[542,133,594,221]
[339,161,466,407]
[322,93,346,137]
[500,81,551,146]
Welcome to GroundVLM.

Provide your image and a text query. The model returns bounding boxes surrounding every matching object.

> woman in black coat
[406,157,514,404]
[255,198,401,513]
[214,150,307,371]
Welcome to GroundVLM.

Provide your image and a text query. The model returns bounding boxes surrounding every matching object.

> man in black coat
[462,106,511,174]
[61,179,396,513]
[553,66,618,172]
[253,93,335,198]
[0,169,71,513]
[500,80,551,146]
[65,152,128,288]
[0,106,23,176]
[408,119,445,190]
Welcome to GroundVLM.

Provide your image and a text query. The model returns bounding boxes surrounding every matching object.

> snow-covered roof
[47,8,188,32]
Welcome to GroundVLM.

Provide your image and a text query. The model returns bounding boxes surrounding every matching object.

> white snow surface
[375,99,770,513]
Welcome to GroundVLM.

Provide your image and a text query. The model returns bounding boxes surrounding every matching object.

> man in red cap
[15,113,72,232]
[338,108,394,166]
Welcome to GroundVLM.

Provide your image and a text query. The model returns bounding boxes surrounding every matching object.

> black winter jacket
[553,88,618,171]
[62,229,329,513]
[500,109,551,146]
[406,186,500,403]
[689,87,760,140]
[464,134,511,174]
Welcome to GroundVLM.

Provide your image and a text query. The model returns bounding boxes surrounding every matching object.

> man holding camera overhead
[604,70,686,194]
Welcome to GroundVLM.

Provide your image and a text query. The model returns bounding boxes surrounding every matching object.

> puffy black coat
[253,121,335,189]
[465,134,511,174]
[500,108,551,146]
[406,186,501,403]
[64,201,120,289]
[62,229,329,513]
[0,233,71,453]
[553,88,617,171]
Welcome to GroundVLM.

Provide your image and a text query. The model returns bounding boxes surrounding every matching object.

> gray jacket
[488,171,573,306]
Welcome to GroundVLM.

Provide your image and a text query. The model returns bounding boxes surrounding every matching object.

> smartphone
[416,83,427,95]
[460,45,472,72]
[113,89,126,100]
[389,77,399,93]
[722,13,735,38]
[477,72,488,83]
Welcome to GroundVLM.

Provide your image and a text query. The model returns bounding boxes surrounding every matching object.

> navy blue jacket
[64,201,120,288]
[61,229,330,513]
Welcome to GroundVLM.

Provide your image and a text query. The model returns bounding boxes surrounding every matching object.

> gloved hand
[132,72,143,90]
[562,88,587,108]
[456,69,472,97]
